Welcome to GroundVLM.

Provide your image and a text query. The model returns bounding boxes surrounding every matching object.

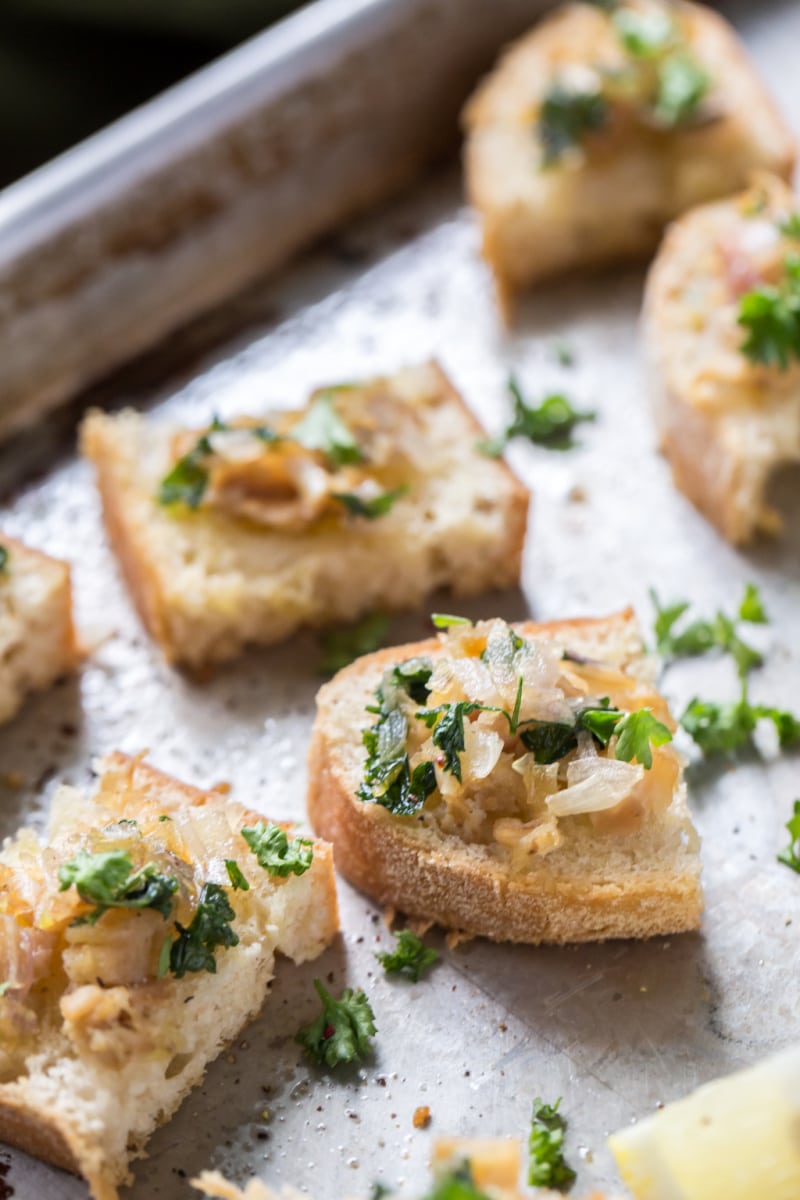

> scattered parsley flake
[653,53,709,126]
[538,82,608,166]
[319,612,390,674]
[738,254,800,369]
[529,1097,576,1190]
[613,7,675,57]
[422,1163,492,1200]
[291,393,363,467]
[0,546,8,574]
[681,685,800,757]
[58,849,178,926]
[650,585,764,677]
[778,800,800,874]
[169,882,239,978]
[779,213,800,240]
[739,582,768,624]
[478,376,595,456]
[296,979,376,1069]
[332,486,408,519]
[388,657,433,706]
[376,929,439,982]
[157,416,227,509]
[416,701,486,782]
[225,860,250,891]
[241,821,313,878]
[431,613,473,629]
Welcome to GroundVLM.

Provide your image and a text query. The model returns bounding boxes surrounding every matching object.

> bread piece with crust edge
[308,610,702,944]
[80,361,529,669]
[0,752,338,1200]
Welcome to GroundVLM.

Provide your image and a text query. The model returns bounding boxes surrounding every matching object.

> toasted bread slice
[308,610,702,944]
[81,362,528,669]
[643,173,800,544]
[0,534,77,724]
[193,1138,612,1199]
[0,752,338,1200]
[463,0,795,311]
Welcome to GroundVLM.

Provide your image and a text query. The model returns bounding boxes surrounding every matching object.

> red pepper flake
[322,1024,335,1040]
[435,755,445,767]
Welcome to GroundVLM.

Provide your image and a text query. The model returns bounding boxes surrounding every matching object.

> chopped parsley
[778,800,800,874]
[241,821,314,877]
[296,979,376,1069]
[738,254,800,369]
[0,545,8,574]
[319,612,390,674]
[652,53,709,126]
[422,1164,492,1200]
[529,1097,576,1190]
[681,687,800,756]
[168,882,239,978]
[650,584,764,677]
[158,417,227,509]
[359,701,438,816]
[613,7,674,57]
[478,377,595,456]
[58,849,178,926]
[376,929,439,982]
[432,613,472,629]
[778,213,800,240]
[291,393,363,467]
[225,860,250,891]
[538,82,608,166]
[332,486,408,519]
[520,701,670,769]
[416,702,486,782]
[388,657,433,706]
[614,709,672,769]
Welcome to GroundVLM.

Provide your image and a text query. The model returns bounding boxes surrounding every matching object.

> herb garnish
[422,1163,492,1200]
[529,1097,576,1190]
[779,213,800,240]
[291,393,363,467]
[612,7,674,57]
[58,849,178,926]
[319,612,390,674]
[417,702,486,782]
[0,546,8,574]
[650,583,765,675]
[680,686,800,756]
[778,800,800,874]
[652,53,709,126]
[432,613,472,629]
[478,377,595,456]
[388,657,433,706]
[225,860,250,891]
[168,882,239,978]
[359,702,438,816]
[296,979,376,1068]
[332,486,408,519]
[241,821,314,877]
[738,254,800,369]
[158,417,227,509]
[520,701,671,769]
[376,928,439,982]
[538,83,608,166]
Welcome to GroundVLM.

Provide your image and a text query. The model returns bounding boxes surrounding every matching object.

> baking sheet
[1,1,800,1196]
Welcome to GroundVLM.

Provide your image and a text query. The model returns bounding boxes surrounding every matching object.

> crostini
[81,362,528,669]
[0,534,77,724]
[644,173,800,543]
[463,0,795,311]
[0,752,338,1200]
[308,610,702,943]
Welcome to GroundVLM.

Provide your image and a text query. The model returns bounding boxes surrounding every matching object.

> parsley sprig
[167,882,239,979]
[332,486,408,520]
[291,392,363,467]
[778,800,800,874]
[241,821,314,878]
[738,253,800,370]
[358,661,437,815]
[58,849,178,927]
[529,1097,576,1190]
[0,545,8,574]
[376,929,439,982]
[423,1164,492,1200]
[538,83,608,166]
[479,377,595,456]
[296,979,377,1069]
[651,583,765,676]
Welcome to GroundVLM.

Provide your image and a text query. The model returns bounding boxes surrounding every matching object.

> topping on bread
[0,752,338,1200]
[81,362,528,668]
[308,610,702,944]
[643,173,800,542]
[463,0,795,310]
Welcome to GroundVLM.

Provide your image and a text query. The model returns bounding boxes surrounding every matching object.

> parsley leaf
[613,7,675,57]
[431,613,472,628]
[739,582,768,624]
[332,486,408,519]
[376,929,439,982]
[157,417,227,509]
[778,800,800,874]
[241,821,313,877]
[479,377,596,456]
[169,882,239,978]
[650,585,763,677]
[422,1164,492,1200]
[416,702,485,781]
[58,849,178,926]
[359,704,438,816]
[653,54,709,126]
[681,686,800,756]
[538,83,608,166]
[614,709,672,769]
[225,860,250,891]
[319,612,390,674]
[779,213,800,240]
[388,657,433,706]
[738,255,800,369]
[529,1097,576,1190]
[291,393,363,467]
[0,545,8,573]
[296,979,376,1069]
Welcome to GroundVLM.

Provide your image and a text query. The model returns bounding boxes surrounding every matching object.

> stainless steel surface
[0,0,547,442]
[0,2,799,1198]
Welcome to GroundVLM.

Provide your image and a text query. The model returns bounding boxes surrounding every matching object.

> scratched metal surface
[1,1,800,1197]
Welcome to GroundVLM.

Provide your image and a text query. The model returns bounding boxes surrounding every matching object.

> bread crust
[308,613,703,944]
[0,754,338,1199]
[81,361,529,668]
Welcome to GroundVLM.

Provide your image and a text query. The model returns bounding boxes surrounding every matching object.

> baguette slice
[0,752,338,1200]
[193,1138,612,1199]
[0,534,77,724]
[463,0,795,311]
[308,610,702,943]
[81,362,529,669]
[643,173,800,544]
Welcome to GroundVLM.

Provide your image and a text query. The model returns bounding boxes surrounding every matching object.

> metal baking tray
[1,0,799,1197]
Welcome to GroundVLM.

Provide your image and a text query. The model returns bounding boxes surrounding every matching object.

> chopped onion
[462,726,504,782]
[546,757,644,817]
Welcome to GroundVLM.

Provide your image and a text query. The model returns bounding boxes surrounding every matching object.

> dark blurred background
[0,0,309,189]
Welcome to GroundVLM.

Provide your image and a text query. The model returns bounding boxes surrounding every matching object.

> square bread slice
[0,752,338,1200]
[0,534,77,724]
[308,609,702,944]
[81,362,529,669]
[643,173,800,544]
[463,0,795,311]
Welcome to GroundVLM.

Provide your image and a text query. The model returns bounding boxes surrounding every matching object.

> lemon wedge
[609,1045,800,1199]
